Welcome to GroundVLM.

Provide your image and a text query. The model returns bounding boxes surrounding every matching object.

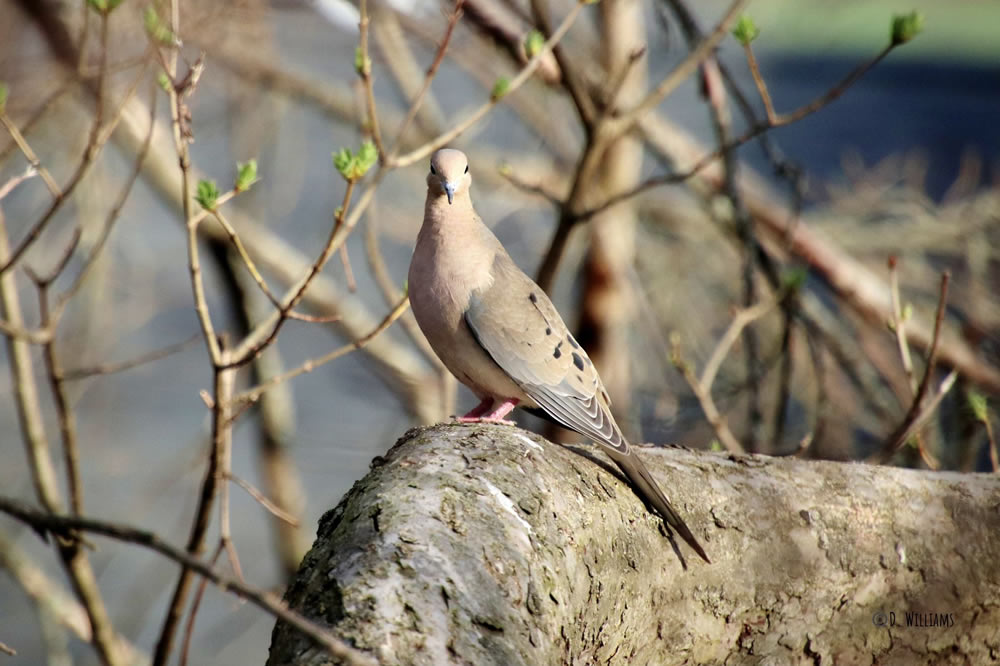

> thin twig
[229,255,309,575]
[371,7,446,142]
[576,44,898,223]
[0,12,144,277]
[698,40,762,450]
[55,78,158,315]
[742,41,776,123]
[339,244,357,292]
[699,290,786,393]
[385,0,465,160]
[878,272,951,462]
[0,215,62,511]
[0,113,61,196]
[232,296,410,409]
[153,5,220,659]
[602,0,747,138]
[0,496,379,666]
[670,335,744,454]
[26,228,81,286]
[209,209,282,308]
[0,165,38,201]
[154,346,231,666]
[879,369,958,466]
[392,0,587,168]
[35,284,83,515]
[772,307,795,450]
[529,0,594,130]
[0,76,74,164]
[358,0,386,160]
[887,256,917,394]
[179,545,223,666]
[498,167,562,206]
[229,473,300,526]
[61,334,201,381]
[225,179,358,368]
[215,344,240,583]
[186,208,222,363]
[362,199,444,375]
[984,411,999,473]
[601,46,647,112]
[535,0,747,290]
[915,432,940,470]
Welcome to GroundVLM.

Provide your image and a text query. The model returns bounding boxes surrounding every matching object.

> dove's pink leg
[456,398,519,425]
[453,398,493,419]
[460,397,494,419]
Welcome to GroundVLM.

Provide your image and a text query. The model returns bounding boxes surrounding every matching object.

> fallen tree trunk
[267,423,1000,665]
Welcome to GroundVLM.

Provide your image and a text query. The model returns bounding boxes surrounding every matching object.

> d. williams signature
[872,611,956,628]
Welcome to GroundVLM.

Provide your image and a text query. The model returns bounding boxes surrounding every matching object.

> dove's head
[427,149,471,205]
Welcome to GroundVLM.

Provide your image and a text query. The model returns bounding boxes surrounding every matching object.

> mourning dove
[408,148,709,564]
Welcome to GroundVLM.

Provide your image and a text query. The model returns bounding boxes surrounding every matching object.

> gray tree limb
[268,424,1000,665]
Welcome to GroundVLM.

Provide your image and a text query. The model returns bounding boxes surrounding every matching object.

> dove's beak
[444,182,456,205]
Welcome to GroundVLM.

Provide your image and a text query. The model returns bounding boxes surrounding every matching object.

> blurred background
[1,0,998,663]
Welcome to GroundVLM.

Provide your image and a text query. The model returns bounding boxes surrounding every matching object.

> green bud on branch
[491,77,510,101]
[333,140,378,181]
[87,0,124,13]
[195,179,220,210]
[354,47,371,76]
[781,267,807,292]
[524,30,544,59]
[144,6,175,46]
[901,303,913,322]
[732,15,760,45]
[235,159,258,192]
[967,389,988,422]
[891,11,923,46]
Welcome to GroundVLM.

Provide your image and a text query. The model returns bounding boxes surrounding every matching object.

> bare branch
[60,334,198,381]
[386,0,465,160]
[0,496,378,666]
[357,0,386,160]
[699,290,787,395]
[233,296,410,409]
[0,165,38,201]
[670,336,744,454]
[392,0,587,168]
[878,272,951,462]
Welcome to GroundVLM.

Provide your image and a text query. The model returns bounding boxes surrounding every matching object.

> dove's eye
[430,164,437,175]
[464,164,469,174]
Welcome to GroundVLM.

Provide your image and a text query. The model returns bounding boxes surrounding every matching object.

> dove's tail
[610,449,711,564]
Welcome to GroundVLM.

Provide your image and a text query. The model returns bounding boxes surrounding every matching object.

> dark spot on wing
[528,292,538,304]
[576,375,584,384]
[571,352,585,371]
[567,336,579,349]
[553,340,563,359]
[545,327,552,336]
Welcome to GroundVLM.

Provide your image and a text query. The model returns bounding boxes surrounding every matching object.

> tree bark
[267,424,1000,665]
